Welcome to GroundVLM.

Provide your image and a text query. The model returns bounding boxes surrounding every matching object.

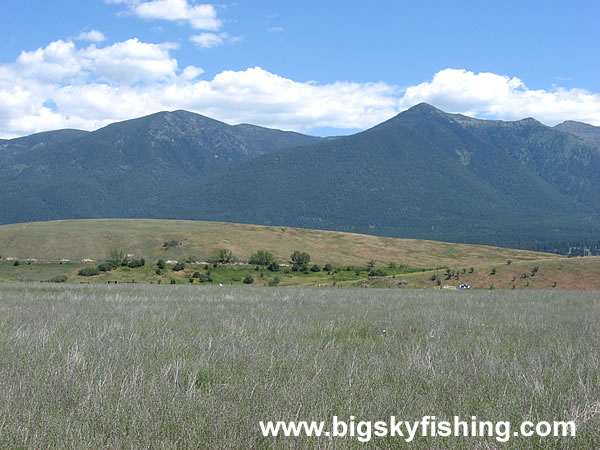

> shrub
[243,275,254,284]
[49,275,68,283]
[369,268,387,277]
[197,273,212,283]
[13,260,20,266]
[267,261,280,272]
[172,262,185,271]
[324,264,333,272]
[162,239,181,249]
[127,258,145,268]
[97,262,113,272]
[78,267,100,277]
[310,264,321,272]
[157,259,166,270]
[268,277,280,286]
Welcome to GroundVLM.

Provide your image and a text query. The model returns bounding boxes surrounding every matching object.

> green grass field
[1,284,599,448]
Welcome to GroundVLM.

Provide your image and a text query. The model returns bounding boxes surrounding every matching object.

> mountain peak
[516,117,542,126]
[408,102,443,112]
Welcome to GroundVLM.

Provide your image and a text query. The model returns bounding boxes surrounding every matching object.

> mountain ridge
[1,104,598,250]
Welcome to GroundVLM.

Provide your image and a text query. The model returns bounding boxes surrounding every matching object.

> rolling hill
[2,219,598,290]
[0,219,556,267]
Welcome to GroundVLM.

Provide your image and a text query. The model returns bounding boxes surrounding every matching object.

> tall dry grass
[0,284,598,448]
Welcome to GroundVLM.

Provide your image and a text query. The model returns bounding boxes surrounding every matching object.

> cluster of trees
[79,249,145,276]
[75,246,409,284]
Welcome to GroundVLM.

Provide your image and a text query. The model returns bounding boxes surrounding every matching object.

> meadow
[1,283,599,448]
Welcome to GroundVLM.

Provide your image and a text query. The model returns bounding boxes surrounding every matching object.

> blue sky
[1,0,599,138]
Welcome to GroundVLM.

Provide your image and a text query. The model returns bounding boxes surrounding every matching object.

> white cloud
[108,0,222,30]
[398,69,600,125]
[267,26,284,32]
[2,38,600,138]
[82,39,179,84]
[75,30,107,42]
[190,32,229,48]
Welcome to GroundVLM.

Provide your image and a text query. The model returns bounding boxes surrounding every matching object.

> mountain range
[1,104,598,249]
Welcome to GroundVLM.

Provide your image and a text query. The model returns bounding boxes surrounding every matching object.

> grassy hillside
[0,219,557,267]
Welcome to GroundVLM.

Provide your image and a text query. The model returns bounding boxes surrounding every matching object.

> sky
[1,0,599,138]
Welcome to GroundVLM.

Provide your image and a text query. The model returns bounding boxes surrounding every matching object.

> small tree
[310,264,321,272]
[290,251,310,269]
[268,277,280,287]
[267,261,280,272]
[249,250,274,266]
[490,267,497,275]
[243,275,254,284]
[217,249,233,264]
[173,262,185,271]
[107,249,125,269]
[157,259,166,270]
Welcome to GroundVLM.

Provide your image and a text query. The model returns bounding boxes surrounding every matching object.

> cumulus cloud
[75,30,107,42]
[190,32,229,48]
[1,38,600,138]
[82,39,179,84]
[107,0,222,30]
[398,69,600,125]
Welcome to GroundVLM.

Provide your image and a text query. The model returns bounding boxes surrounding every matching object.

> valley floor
[1,284,599,448]
[1,255,599,290]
